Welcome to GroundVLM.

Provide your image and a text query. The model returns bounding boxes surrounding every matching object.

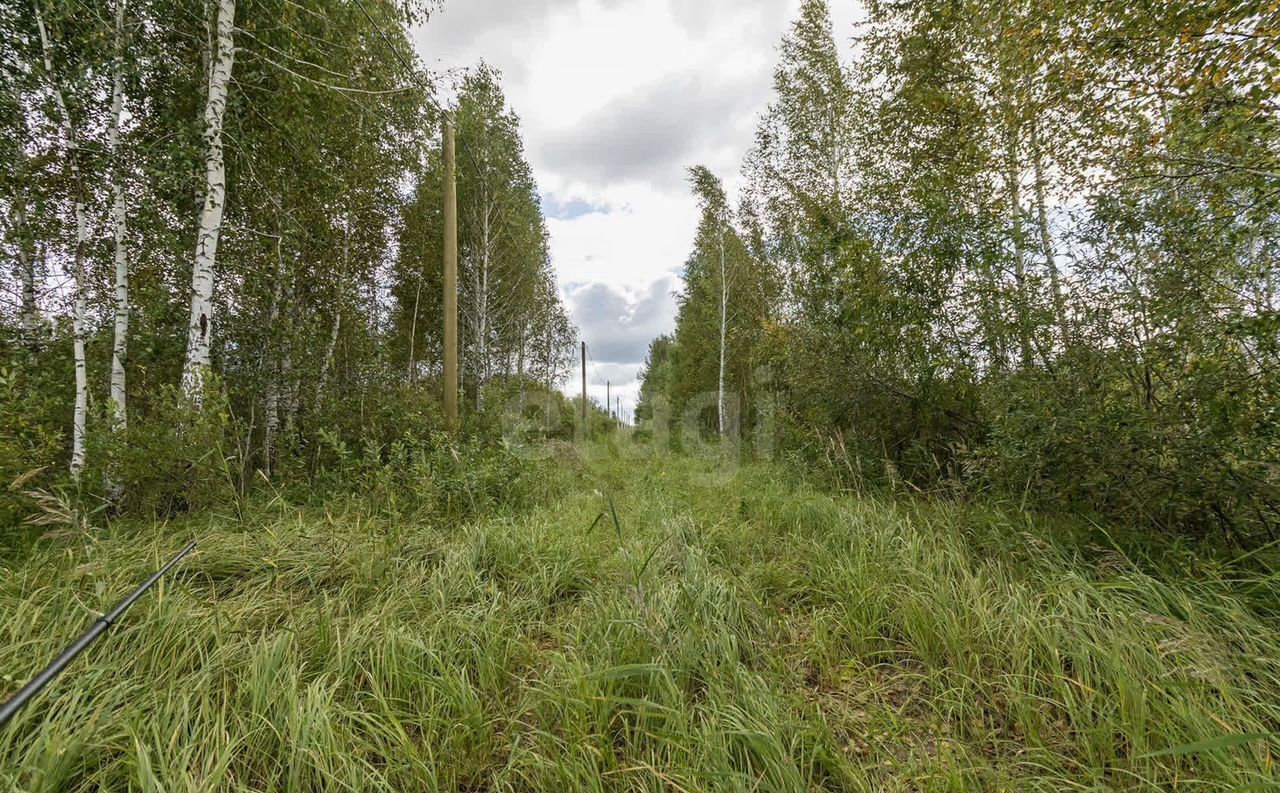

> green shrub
[0,363,64,531]
[86,383,242,518]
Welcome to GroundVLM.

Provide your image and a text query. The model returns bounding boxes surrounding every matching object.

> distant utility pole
[443,121,458,431]
[606,380,610,419]
[581,341,587,426]
[616,397,620,425]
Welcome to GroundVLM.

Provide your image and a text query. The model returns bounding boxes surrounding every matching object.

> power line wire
[348,0,495,180]
[585,345,608,388]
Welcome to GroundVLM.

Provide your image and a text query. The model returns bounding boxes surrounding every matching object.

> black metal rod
[0,540,197,730]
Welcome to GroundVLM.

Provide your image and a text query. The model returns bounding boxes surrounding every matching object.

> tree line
[640,0,1278,545]
[0,0,577,523]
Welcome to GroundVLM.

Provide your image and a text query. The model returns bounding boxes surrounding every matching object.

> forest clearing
[2,0,1278,788]
[1,442,1277,791]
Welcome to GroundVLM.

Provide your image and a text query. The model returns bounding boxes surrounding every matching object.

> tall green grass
[1,446,1276,790]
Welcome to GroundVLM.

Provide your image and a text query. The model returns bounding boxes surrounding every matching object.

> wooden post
[581,341,587,427]
[443,122,458,431]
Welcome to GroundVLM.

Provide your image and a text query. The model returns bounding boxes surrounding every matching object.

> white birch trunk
[470,265,481,406]
[70,216,88,482]
[108,0,129,433]
[282,351,300,434]
[12,200,38,352]
[1031,126,1067,339]
[1006,130,1033,369]
[280,280,301,435]
[35,2,89,481]
[545,319,553,391]
[317,224,347,396]
[317,303,341,399]
[260,242,285,475]
[262,375,280,477]
[717,231,728,436]
[183,0,236,405]
[476,197,493,409]
[407,274,422,384]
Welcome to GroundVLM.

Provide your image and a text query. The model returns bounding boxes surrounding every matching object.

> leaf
[587,663,666,682]
[1139,733,1274,759]
[636,532,675,580]
[605,492,623,541]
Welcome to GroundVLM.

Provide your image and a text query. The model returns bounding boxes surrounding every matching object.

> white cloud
[548,183,693,290]
[413,0,862,419]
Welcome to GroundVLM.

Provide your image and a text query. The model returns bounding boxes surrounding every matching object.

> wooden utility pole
[606,380,610,419]
[581,341,587,426]
[443,122,458,431]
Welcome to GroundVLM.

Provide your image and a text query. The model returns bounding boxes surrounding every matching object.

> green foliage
[296,383,446,465]
[0,0,578,531]
[86,384,241,518]
[304,428,544,524]
[634,334,674,437]
[472,375,579,444]
[0,360,63,531]
[392,66,575,403]
[642,0,1280,546]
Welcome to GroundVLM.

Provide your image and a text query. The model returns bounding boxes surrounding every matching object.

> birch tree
[9,196,39,355]
[669,166,776,438]
[744,0,855,310]
[453,66,550,406]
[183,0,236,405]
[260,235,286,476]
[687,167,733,436]
[33,0,89,481]
[1030,122,1068,340]
[107,0,129,433]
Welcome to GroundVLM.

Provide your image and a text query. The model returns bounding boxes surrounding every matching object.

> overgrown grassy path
[1,445,1277,790]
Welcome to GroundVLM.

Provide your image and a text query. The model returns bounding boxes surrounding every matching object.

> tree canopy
[643,0,1279,545]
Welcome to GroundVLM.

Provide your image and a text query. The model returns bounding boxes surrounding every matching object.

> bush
[305,425,561,522]
[970,346,1280,547]
[86,383,243,518]
[0,363,64,531]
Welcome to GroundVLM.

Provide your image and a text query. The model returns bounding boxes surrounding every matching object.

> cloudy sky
[413,0,857,420]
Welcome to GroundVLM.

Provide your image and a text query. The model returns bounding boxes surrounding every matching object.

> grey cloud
[428,0,786,43]
[665,0,792,37]
[420,0,566,82]
[426,0,568,41]
[566,276,678,366]
[422,0,627,81]
[539,73,763,190]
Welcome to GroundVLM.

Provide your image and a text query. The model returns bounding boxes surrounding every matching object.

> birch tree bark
[474,195,493,409]
[280,280,301,436]
[544,319,553,391]
[260,238,285,475]
[1005,129,1034,369]
[317,306,341,396]
[183,0,236,405]
[317,228,346,399]
[108,0,130,434]
[717,231,728,436]
[265,279,301,473]
[11,198,39,356]
[1031,125,1068,340]
[407,271,422,384]
[34,1,89,481]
